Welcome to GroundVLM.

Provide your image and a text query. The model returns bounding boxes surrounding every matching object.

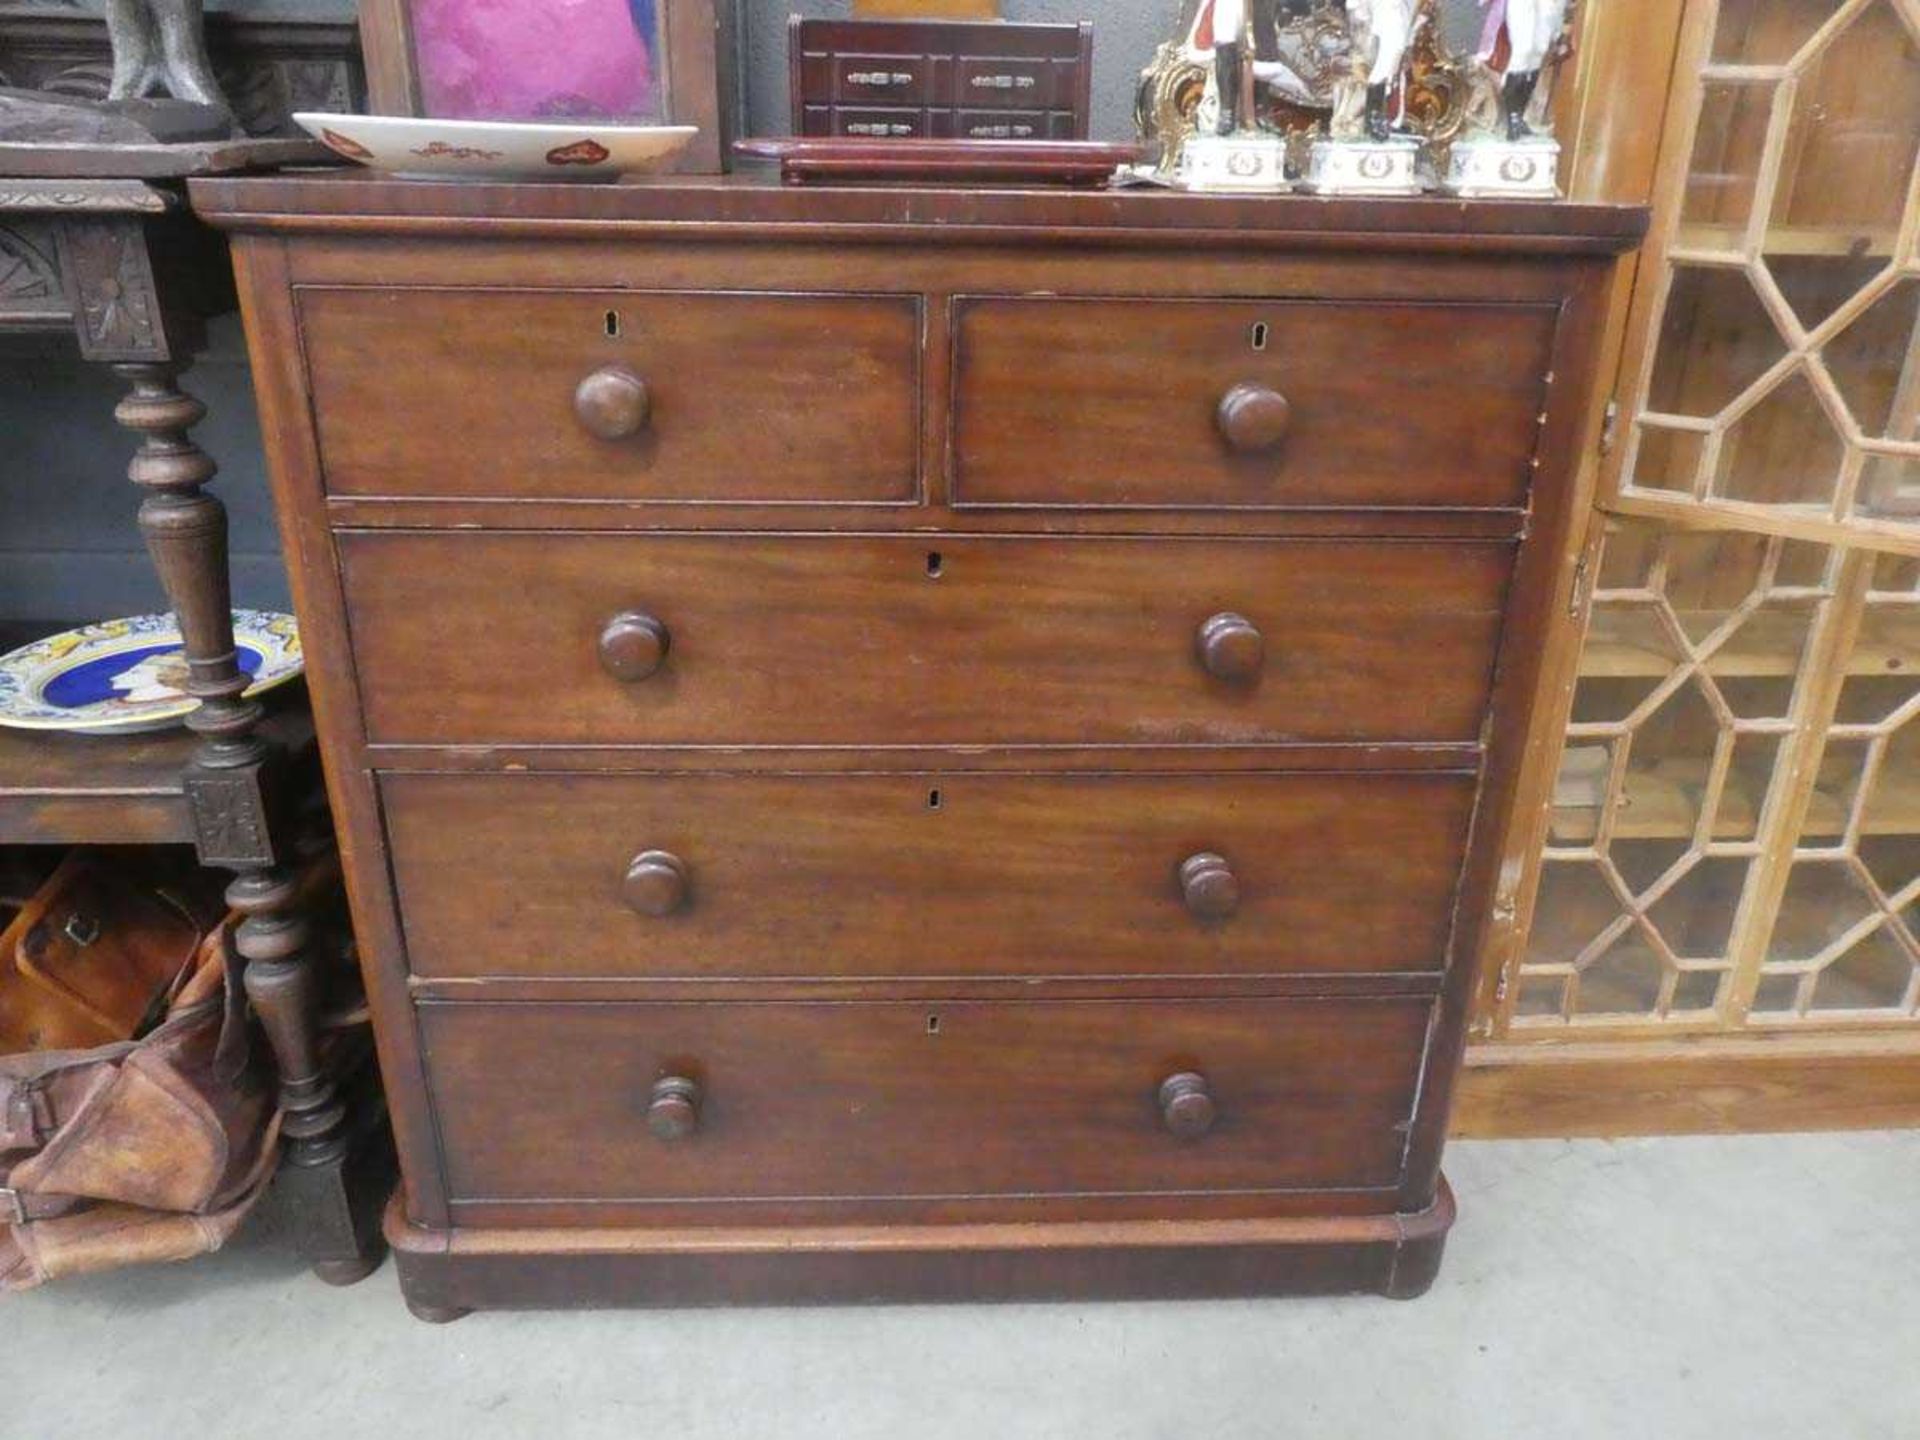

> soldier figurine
[1478,0,1571,140]
[1342,0,1417,142]
[1204,0,1319,134]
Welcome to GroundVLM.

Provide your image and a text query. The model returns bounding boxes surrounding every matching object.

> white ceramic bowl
[293,113,697,182]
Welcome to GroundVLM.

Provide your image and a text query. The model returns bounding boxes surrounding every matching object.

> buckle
[0,1187,24,1226]
[3,1084,53,1147]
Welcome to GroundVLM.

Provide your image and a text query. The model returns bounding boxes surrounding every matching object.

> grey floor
[4,1132,1917,1440]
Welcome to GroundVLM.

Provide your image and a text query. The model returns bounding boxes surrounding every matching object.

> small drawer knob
[1158,1072,1216,1140]
[647,1075,702,1140]
[574,365,651,440]
[623,849,689,917]
[1216,382,1292,453]
[1179,852,1240,921]
[598,611,670,682]
[1195,612,1264,684]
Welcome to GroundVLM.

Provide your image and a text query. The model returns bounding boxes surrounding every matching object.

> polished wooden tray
[733,137,1142,187]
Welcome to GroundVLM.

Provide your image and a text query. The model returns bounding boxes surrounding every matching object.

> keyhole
[1250,322,1269,352]
[927,787,943,811]
[604,309,621,337]
[926,551,944,578]
[926,1014,941,1035]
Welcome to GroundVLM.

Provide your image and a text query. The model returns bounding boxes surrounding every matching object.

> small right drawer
[950,296,1556,510]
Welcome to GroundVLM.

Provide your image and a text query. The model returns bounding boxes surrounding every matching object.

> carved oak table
[0,159,389,1284]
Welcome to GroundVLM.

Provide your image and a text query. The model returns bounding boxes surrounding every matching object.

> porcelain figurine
[1307,0,1424,195]
[1444,0,1572,197]
[1168,0,1304,192]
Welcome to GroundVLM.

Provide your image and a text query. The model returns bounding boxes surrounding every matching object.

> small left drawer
[300,286,922,503]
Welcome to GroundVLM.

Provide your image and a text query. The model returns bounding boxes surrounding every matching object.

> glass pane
[1681,79,1778,240]
[1627,424,1707,496]
[1761,2,1920,323]
[1521,524,1840,1029]
[1709,369,1847,510]
[1820,278,1920,439]
[1622,0,1920,536]
[1765,592,1920,1021]
[1645,267,1789,418]
[1710,0,1850,65]
[1807,925,1918,1010]
[1859,453,1920,518]
[1573,928,1668,1016]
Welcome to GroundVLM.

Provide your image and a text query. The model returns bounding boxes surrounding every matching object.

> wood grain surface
[302,287,921,502]
[420,995,1431,1205]
[338,531,1514,747]
[382,769,1479,979]
[952,296,1554,509]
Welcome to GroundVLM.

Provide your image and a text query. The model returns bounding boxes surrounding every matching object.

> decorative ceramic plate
[0,611,303,736]
[294,113,698,182]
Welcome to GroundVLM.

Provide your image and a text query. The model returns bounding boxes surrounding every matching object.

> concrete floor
[5,1132,1917,1440]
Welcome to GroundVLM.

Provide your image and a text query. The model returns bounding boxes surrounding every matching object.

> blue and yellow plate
[0,611,303,735]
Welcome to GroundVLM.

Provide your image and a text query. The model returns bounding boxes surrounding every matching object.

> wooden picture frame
[356,0,733,173]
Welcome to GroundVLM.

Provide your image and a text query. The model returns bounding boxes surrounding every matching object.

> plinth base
[1306,136,1424,196]
[1444,135,1562,199]
[1173,132,1293,193]
[385,1180,1456,1317]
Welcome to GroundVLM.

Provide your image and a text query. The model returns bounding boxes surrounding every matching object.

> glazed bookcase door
[1478,0,1920,1053]
[1609,0,1920,551]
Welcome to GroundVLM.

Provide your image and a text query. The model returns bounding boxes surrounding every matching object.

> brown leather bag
[0,919,279,1290]
[0,851,211,1053]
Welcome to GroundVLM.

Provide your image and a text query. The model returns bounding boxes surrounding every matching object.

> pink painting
[412,0,661,121]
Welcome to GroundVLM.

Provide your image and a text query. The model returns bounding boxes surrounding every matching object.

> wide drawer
[339,532,1512,747]
[300,287,921,502]
[950,297,1556,509]
[421,996,1430,1204]
[383,771,1477,980]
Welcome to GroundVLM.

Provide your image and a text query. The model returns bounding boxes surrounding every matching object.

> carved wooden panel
[52,215,166,360]
[0,218,66,325]
[0,5,362,138]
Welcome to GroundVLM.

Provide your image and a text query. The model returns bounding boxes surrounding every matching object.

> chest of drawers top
[194,174,1642,532]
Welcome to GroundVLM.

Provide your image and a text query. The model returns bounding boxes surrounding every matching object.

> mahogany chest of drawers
[788,18,1093,140]
[191,175,1642,1318]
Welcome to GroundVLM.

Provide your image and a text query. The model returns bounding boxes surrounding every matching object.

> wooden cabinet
[1461,0,1920,1136]
[788,18,1093,140]
[192,175,1640,1315]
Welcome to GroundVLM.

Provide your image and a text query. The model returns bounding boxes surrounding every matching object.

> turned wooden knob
[1179,852,1240,921]
[623,850,689,916]
[647,1075,701,1140]
[598,611,670,682]
[1159,1072,1216,1140]
[1195,612,1264,683]
[1216,382,1292,453]
[574,365,651,440]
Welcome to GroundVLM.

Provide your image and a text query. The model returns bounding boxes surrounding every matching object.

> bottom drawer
[422,997,1430,1209]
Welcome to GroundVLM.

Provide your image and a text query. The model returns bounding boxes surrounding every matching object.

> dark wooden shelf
[0,693,313,847]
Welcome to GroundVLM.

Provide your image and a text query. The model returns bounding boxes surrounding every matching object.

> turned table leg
[116,361,377,1277]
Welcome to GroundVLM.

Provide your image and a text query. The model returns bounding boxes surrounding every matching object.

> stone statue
[0,0,231,146]
[105,0,228,111]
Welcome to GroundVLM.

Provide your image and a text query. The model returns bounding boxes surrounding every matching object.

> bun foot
[404,1295,472,1324]
[312,1254,383,1287]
